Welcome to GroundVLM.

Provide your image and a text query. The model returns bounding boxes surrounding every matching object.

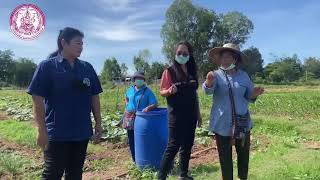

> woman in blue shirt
[203,43,264,180]
[27,27,103,180]
[124,71,158,162]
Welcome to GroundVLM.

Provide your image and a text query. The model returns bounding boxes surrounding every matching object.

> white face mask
[220,63,236,71]
[134,79,145,87]
[175,55,189,65]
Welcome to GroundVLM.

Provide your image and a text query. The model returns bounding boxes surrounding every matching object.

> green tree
[100,57,121,83]
[264,55,303,83]
[304,57,320,79]
[214,11,254,46]
[132,49,168,83]
[147,62,167,81]
[120,63,128,79]
[0,50,15,83]
[161,0,254,77]
[241,47,264,79]
[14,58,37,87]
[133,49,151,73]
[161,0,217,77]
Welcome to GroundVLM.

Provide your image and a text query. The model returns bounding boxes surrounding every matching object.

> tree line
[1,46,320,88]
[100,49,168,85]
[99,48,320,85]
[0,50,37,87]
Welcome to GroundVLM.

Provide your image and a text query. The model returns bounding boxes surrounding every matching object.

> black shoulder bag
[223,71,249,147]
[122,87,147,130]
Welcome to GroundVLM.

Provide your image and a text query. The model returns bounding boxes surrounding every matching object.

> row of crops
[0,85,319,145]
[0,96,33,121]
[0,95,128,143]
[0,91,213,146]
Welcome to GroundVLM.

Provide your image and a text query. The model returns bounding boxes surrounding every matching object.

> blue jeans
[127,130,135,162]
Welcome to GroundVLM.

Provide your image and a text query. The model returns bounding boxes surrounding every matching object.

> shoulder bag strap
[223,70,237,141]
[135,87,147,112]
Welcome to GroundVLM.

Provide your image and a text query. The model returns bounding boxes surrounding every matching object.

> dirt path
[0,129,273,179]
[83,142,221,180]
[303,141,320,150]
[0,118,221,179]
[83,142,131,180]
[0,136,131,179]
[190,143,219,167]
[0,115,131,179]
[0,138,221,180]
[0,120,269,180]
[0,110,9,121]
[0,138,42,160]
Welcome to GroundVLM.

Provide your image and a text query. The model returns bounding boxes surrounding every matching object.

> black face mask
[71,77,90,92]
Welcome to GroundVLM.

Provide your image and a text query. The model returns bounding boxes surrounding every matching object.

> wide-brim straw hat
[208,43,247,64]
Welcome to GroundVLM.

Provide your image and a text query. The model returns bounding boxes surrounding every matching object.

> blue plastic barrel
[134,108,168,170]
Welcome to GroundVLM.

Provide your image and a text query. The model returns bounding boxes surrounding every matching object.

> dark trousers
[158,123,196,179]
[215,132,250,180]
[42,140,89,180]
[127,130,135,162]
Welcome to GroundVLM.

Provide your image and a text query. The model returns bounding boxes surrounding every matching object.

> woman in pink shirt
[158,41,201,180]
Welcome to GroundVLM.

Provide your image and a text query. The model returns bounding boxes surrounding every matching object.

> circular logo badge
[83,78,91,87]
[9,4,46,40]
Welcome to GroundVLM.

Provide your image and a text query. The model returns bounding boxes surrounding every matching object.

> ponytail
[48,27,84,58]
[48,50,59,58]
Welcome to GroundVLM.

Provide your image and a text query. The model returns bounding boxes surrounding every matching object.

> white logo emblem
[83,78,90,87]
[10,4,46,40]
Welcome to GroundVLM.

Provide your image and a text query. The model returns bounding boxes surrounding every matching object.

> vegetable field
[0,85,319,179]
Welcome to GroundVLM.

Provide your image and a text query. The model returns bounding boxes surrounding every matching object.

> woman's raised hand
[252,87,265,99]
[168,84,178,95]
[205,71,216,87]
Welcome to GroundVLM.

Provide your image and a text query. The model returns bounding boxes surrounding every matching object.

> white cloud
[0,0,168,72]
[97,0,139,12]
[87,2,166,42]
[96,27,146,41]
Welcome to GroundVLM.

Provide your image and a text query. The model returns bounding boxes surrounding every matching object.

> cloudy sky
[0,0,319,74]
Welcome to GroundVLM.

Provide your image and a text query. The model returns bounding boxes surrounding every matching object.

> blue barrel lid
[136,108,167,117]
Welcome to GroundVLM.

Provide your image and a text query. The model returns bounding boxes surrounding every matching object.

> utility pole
[306,70,308,81]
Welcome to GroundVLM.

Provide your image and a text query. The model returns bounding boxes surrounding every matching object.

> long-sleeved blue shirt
[202,69,254,136]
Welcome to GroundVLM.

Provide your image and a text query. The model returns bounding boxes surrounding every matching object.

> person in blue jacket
[203,43,264,180]
[27,27,103,180]
[124,71,158,162]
